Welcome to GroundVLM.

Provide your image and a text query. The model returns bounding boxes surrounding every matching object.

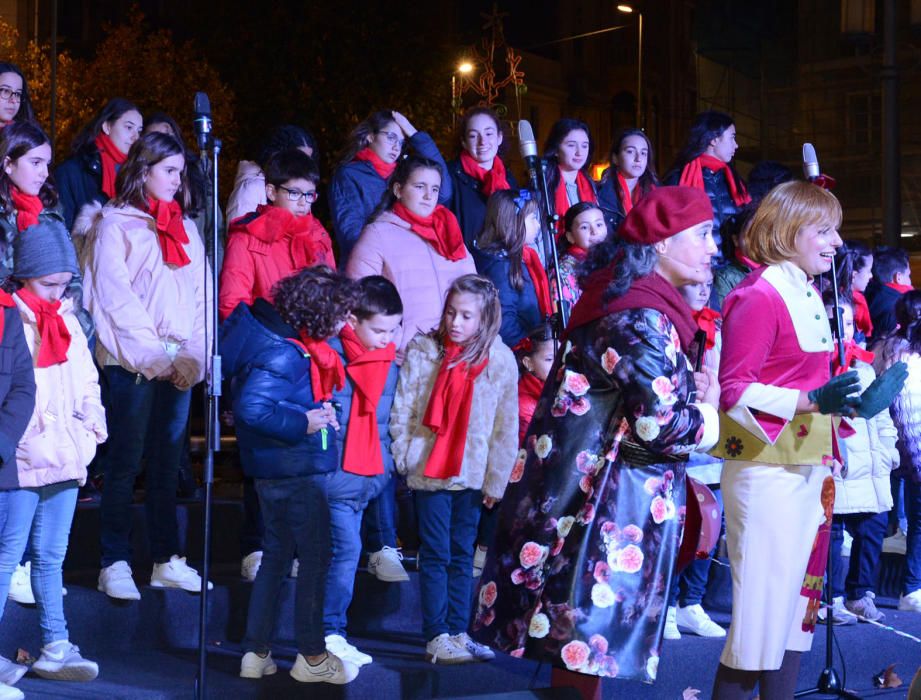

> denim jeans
[0,481,78,645]
[244,474,330,657]
[830,511,888,600]
[100,366,192,566]
[323,499,364,636]
[362,476,397,551]
[415,488,482,640]
[905,479,921,594]
[240,477,264,557]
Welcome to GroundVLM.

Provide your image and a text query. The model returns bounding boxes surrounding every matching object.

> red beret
[618,186,713,245]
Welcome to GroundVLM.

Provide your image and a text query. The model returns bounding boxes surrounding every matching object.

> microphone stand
[528,158,568,336]
[195,134,222,700]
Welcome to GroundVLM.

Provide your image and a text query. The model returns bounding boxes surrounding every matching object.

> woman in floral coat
[470,187,722,686]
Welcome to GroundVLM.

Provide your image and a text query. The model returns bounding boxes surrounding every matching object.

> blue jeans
[244,475,330,657]
[0,482,78,645]
[100,366,192,566]
[362,476,397,551]
[240,477,264,556]
[830,511,888,600]
[415,489,481,640]
[905,479,921,594]
[323,500,364,636]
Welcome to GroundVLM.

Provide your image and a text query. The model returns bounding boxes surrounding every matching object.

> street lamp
[617,4,643,128]
[452,61,475,127]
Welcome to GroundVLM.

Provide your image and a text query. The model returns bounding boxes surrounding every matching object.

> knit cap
[13,220,80,279]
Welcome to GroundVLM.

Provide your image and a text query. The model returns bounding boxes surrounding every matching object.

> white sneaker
[473,546,488,577]
[450,632,495,661]
[325,634,372,666]
[240,551,262,582]
[367,546,409,582]
[98,561,141,601]
[898,589,921,612]
[0,656,27,686]
[676,604,726,638]
[290,652,358,684]
[883,530,907,555]
[7,563,34,605]
[664,606,681,640]
[240,651,277,678]
[425,633,474,664]
[150,556,213,593]
[32,640,98,681]
[0,683,23,700]
[290,558,299,578]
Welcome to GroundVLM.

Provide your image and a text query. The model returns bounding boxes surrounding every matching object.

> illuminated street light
[618,4,643,127]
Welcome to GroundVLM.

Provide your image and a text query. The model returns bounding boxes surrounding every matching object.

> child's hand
[694,367,720,410]
[483,495,500,509]
[322,402,340,431]
[306,404,337,434]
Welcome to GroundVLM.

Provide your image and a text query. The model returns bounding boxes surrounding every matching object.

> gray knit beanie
[13,220,80,280]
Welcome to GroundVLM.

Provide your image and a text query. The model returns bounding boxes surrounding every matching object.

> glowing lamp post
[617,4,643,128]
[453,61,475,127]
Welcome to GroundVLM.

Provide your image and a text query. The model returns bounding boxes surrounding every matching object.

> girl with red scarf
[80,132,213,602]
[471,190,550,349]
[390,274,518,665]
[3,218,105,686]
[447,107,518,248]
[220,149,335,320]
[543,118,598,239]
[55,98,142,230]
[597,128,659,234]
[553,202,609,321]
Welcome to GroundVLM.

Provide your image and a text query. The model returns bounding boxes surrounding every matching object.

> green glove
[808,371,862,415]
[855,362,908,420]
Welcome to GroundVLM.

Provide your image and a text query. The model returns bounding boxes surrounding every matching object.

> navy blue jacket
[55,146,107,231]
[665,166,743,266]
[329,131,452,262]
[446,157,518,250]
[866,281,903,340]
[595,176,627,235]
[325,335,399,511]
[221,299,337,479]
[0,305,36,489]
[472,244,543,349]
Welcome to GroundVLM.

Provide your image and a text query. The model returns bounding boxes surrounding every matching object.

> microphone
[518,120,540,181]
[193,92,213,151]
[802,143,820,182]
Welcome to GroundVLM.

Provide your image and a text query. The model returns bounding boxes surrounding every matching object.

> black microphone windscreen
[194,92,211,116]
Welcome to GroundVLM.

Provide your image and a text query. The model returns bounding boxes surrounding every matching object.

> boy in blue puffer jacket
[323,276,403,667]
[221,266,361,686]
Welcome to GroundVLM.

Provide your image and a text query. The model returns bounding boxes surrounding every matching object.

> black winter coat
[866,281,903,340]
[472,244,543,348]
[0,305,36,487]
[665,166,743,265]
[595,176,626,235]
[55,146,107,231]
[446,157,518,249]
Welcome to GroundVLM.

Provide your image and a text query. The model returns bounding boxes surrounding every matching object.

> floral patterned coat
[470,307,719,683]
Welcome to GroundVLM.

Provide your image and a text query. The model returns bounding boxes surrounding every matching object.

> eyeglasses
[278,185,318,203]
[377,131,405,148]
[0,87,23,103]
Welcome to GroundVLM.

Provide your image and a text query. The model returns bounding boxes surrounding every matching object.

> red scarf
[522,247,553,317]
[354,148,397,180]
[553,169,596,235]
[852,289,873,337]
[693,307,721,350]
[147,197,191,268]
[885,282,914,294]
[231,205,335,270]
[94,133,128,199]
[616,172,641,214]
[566,245,589,262]
[16,287,71,367]
[734,248,762,271]
[0,289,14,342]
[567,268,698,352]
[422,339,488,479]
[10,188,43,232]
[459,151,510,197]
[298,331,345,402]
[679,154,751,208]
[339,324,395,476]
[392,202,467,261]
[833,340,875,376]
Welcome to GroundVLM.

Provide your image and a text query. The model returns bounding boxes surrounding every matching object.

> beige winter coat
[389,334,519,500]
[79,203,212,387]
[14,294,106,487]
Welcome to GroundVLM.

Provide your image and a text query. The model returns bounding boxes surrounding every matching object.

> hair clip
[513,189,532,212]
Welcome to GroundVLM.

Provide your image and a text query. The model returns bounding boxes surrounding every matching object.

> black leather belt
[618,440,689,467]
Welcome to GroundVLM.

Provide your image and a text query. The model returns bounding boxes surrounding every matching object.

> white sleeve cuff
[695,402,720,452]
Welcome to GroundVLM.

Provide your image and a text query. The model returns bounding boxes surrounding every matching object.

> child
[0,220,106,691]
[553,202,608,321]
[324,275,403,666]
[471,190,549,349]
[820,292,900,624]
[221,266,361,685]
[390,274,518,664]
[867,246,913,338]
[79,132,212,600]
[219,148,334,320]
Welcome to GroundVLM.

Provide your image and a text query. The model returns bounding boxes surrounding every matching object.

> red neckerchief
[852,289,873,337]
[354,147,397,180]
[522,246,553,317]
[692,307,721,350]
[94,133,127,199]
[566,245,589,262]
[734,248,762,271]
[339,324,395,476]
[228,204,334,269]
[519,371,543,403]
[10,187,43,232]
[147,197,191,267]
[298,331,346,402]
[616,172,640,214]
[459,151,510,197]
[392,202,467,261]
[885,282,914,294]
[0,289,14,342]
[679,154,751,207]
[567,268,698,352]
[553,168,596,236]
[422,339,488,479]
[833,340,875,376]
[16,287,71,367]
